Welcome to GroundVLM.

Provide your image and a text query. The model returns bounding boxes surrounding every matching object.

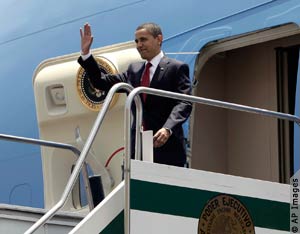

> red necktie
[140,62,152,101]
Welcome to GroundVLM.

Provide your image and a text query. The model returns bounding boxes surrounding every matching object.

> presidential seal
[198,194,255,234]
[77,56,119,111]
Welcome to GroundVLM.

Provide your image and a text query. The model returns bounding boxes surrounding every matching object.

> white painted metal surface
[0,204,84,234]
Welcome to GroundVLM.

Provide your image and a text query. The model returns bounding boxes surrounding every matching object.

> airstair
[1,83,297,233]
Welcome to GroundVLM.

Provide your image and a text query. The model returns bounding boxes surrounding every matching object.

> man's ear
[157,34,163,46]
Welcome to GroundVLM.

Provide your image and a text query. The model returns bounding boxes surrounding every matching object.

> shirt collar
[147,50,164,67]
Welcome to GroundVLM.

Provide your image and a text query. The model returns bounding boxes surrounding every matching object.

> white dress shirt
[147,50,164,82]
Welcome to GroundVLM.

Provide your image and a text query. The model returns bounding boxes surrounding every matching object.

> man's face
[135,28,162,61]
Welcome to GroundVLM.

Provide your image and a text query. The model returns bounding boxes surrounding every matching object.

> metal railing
[0,135,94,212]
[24,83,136,233]
[21,82,300,233]
[0,133,95,209]
[123,86,300,234]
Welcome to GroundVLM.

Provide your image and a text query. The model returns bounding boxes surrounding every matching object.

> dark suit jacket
[78,54,192,166]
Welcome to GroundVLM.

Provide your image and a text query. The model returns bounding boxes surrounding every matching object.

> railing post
[123,91,143,234]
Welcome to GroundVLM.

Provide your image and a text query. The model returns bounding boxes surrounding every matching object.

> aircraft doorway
[191,24,300,183]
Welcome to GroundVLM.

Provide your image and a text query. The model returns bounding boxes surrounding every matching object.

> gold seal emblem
[77,56,119,111]
[198,194,255,234]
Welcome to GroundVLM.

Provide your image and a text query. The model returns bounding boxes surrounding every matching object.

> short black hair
[136,22,162,38]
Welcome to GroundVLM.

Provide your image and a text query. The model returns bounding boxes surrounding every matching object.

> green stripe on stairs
[130,179,289,231]
[100,211,124,234]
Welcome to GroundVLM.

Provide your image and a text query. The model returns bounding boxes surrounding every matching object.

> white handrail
[22,83,300,233]
[123,86,300,234]
[25,83,136,234]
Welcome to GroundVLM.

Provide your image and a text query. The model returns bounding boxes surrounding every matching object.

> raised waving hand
[80,23,94,55]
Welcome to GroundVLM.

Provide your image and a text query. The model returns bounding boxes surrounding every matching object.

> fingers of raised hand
[84,23,92,36]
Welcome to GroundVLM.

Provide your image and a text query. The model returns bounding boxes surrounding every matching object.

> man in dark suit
[78,22,192,167]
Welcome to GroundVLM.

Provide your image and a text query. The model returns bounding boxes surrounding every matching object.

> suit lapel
[150,56,169,88]
[133,62,145,87]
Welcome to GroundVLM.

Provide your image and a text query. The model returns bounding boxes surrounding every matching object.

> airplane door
[295,52,300,173]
